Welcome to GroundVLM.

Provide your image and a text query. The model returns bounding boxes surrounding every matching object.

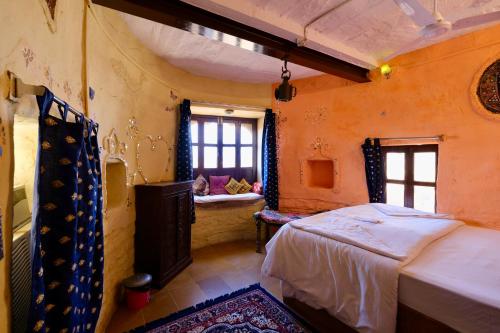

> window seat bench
[192,193,266,249]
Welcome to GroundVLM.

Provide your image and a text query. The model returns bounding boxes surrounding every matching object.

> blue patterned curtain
[361,138,386,203]
[262,109,279,210]
[175,99,195,223]
[29,89,104,333]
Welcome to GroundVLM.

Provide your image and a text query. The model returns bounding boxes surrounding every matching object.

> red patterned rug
[130,284,315,333]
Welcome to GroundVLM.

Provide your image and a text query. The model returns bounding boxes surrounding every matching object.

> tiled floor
[106,240,281,332]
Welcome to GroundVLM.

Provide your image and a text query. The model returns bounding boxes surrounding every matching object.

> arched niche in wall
[101,128,129,214]
[300,137,340,193]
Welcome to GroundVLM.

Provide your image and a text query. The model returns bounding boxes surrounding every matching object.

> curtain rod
[190,100,267,112]
[377,135,444,142]
[7,71,97,129]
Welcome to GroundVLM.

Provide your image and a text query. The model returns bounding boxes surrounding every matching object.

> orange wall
[272,24,500,230]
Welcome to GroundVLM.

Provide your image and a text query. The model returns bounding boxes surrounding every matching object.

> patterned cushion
[255,209,311,225]
[224,178,243,195]
[238,178,252,194]
[251,182,262,194]
[192,174,209,196]
[209,175,230,195]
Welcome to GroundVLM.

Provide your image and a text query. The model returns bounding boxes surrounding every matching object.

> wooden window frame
[191,115,258,183]
[382,144,439,210]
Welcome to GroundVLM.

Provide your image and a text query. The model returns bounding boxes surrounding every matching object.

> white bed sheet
[194,193,263,204]
[399,226,500,333]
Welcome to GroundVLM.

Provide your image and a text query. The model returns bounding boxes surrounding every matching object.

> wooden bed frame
[283,297,458,333]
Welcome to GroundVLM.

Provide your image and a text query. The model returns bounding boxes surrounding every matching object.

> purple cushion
[209,175,230,195]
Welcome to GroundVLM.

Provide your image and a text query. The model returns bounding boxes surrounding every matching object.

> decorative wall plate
[470,55,500,121]
[136,135,172,184]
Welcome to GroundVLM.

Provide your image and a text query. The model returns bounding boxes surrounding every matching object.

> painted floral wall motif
[39,0,57,32]
[46,0,57,19]
[22,48,34,68]
[164,90,178,112]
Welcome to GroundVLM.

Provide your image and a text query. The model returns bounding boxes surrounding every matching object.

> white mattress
[399,226,500,333]
[194,192,264,204]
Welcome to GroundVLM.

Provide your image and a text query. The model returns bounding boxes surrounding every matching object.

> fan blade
[384,36,427,61]
[452,11,500,30]
[393,0,436,27]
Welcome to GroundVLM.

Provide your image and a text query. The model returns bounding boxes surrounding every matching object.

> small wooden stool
[253,209,312,253]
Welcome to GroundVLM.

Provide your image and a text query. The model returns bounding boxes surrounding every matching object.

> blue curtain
[29,89,104,333]
[175,99,195,223]
[361,138,386,203]
[262,109,279,210]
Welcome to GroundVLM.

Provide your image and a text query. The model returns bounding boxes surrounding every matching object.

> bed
[262,204,500,333]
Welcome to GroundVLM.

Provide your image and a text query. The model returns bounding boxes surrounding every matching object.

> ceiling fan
[385,0,500,60]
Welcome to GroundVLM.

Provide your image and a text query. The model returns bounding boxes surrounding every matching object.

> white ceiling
[122,0,500,83]
[121,14,321,83]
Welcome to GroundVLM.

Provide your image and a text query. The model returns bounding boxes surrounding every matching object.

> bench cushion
[255,210,311,225]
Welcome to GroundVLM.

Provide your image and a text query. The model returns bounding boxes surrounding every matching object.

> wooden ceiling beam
[91,0,371,82]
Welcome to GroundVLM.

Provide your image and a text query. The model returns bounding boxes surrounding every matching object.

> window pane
[414,152,436,182]
[386,153,405,180]
[204,122,218,144]
[241,123,253,144]
[241,147,253,168]
[223,122,235,144]
[204,147,217,168]
[414,185,436,213]
[386,183,405,207]
[223,147,235,168]
[192,145,198,169]
[190,120,198,143]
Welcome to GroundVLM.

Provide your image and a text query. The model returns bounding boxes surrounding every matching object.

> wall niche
[300,137,339,192]
[305,159,334,189]
[105,158,127,209]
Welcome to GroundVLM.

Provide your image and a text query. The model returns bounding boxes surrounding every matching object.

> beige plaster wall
[192,201,266,250]
[0,1,272,332]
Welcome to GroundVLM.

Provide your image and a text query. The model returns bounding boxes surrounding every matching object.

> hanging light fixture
[275,59,297,102]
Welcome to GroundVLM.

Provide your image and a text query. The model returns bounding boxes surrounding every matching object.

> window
[190,115,258,182]
[382,145,438,213]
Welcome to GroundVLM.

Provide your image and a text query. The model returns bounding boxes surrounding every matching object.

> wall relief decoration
[39,0,57,32]
[110,58,145,92]
[101,128,129,213]
[135,135,172,184]
[471,56,500,121]
[125,117,173,185]
[126,117,140,140]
